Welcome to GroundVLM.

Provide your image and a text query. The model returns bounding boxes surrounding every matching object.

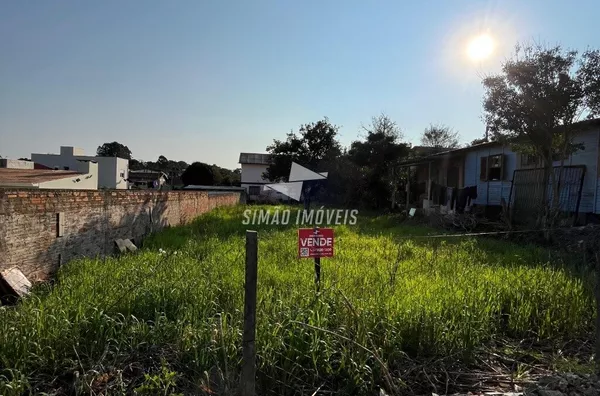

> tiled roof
[0,169,83,184]
[239,153,271,165]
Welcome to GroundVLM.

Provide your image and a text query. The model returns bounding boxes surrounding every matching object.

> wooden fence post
[242,230,258,396]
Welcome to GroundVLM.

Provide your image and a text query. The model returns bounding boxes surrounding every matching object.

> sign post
[313,226,321,290]
[298,227,334,292]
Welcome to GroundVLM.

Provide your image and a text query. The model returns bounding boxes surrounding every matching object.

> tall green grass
[0,205,594,395]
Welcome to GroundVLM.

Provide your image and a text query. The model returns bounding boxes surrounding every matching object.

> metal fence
[508,165,586,225]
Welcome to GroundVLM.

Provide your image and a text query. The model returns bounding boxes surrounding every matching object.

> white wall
[32,151,129,189]
[241,163,269,184]
[38,162,98,190]
[0,159,34,169]
[31,153,83,171]
[115,157,129,189]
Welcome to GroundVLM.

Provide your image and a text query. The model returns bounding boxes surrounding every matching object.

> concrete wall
[31,150,129,189]
[0,189,241,281]
[38,162,98,190]
[241,163,269,184]
[0,159,34,169]
[32,153,85,172]
[84,156,129,189]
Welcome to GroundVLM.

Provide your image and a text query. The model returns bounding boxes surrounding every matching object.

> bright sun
[467,34,494,61]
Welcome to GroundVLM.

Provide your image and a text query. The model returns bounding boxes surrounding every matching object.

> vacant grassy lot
[0,205,594,395]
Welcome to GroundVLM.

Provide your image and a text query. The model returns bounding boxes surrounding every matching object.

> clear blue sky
[1,0,598,169]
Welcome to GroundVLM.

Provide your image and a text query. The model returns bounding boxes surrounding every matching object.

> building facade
[0,161,98,190]
[32,146,129,189]
[402,119,600,221]
[238,152,271,198]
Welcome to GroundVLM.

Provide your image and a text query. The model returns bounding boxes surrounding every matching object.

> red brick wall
[0,189,240,281]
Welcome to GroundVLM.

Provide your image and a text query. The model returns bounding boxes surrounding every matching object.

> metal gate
[508,165,586,224]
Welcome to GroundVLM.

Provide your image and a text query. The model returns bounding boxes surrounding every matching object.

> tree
[265,118,342,206]
[157,155,169,170]
[482,43,600,226]
[264,118,342,183]
[181,162,216,186]
[96,142,132,159]
[349,114,410,209]
[210,165,224,186]
[214,166,241,186]
[420,124,460,149]
[129,159,146,170]
[580,49,600,115]
[470,137,488,146]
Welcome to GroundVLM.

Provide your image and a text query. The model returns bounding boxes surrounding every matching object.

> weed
[0,205,594,395]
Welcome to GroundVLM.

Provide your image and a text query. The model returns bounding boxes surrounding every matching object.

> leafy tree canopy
[482,43,600,222]
[349,113,410,209]
[470,137,488,146]
[264,118,342,182]
[96,142,132,160]
[420,124,460,149]
[181,162,216,186]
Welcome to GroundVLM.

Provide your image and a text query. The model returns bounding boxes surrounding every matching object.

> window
[480,154,504,181]
[248,186,261,195]
[488,154,503,181]
[521,153,541,167]
[479,157,488,181]
[551,149,569,162]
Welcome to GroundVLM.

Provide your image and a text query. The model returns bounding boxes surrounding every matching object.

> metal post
[507,169,516,212]
[427,162,432,200]
[596,253,600,375]
[406,177,411,211]
[573,166,586,226]
[313,226,321,292]
[241,230,258,396]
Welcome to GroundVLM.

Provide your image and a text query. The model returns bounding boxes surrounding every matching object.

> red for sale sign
[298,228,334,258]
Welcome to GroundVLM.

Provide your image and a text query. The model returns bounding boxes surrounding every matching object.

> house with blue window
[401,119,600,223]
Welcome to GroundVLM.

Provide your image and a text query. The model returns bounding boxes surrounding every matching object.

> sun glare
[467,34,494,61]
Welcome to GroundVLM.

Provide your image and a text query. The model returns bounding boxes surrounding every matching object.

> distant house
[238,152,290,201]
[401,119,600,223]
[32,146,128,189]
[128,169,168,190]
[0,162,98,190]
[239,152,269,197]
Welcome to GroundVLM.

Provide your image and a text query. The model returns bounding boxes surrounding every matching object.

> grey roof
[239,153,271,165]
[398,141,502,167]
[399,117,600,167]
[129,169,167,175]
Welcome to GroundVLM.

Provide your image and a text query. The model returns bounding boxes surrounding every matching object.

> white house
[32,146,129,189]
[238,153,271,198]
[128,169,169,190]
[0,161,98,190]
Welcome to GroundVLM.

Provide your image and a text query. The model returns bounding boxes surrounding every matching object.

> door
[447,165,460,188]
